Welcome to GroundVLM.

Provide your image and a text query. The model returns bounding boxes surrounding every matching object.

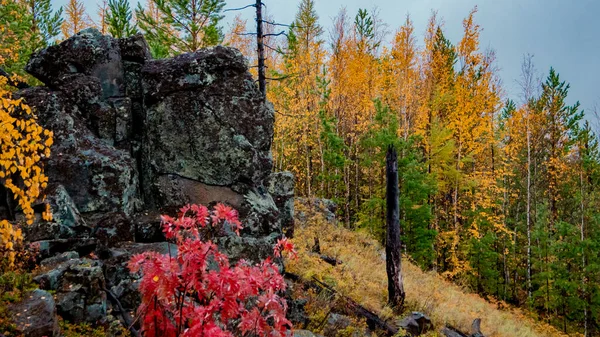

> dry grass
[286,199,573,337]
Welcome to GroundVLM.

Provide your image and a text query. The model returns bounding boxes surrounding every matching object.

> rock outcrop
[9,289,60,337]
[6,28,295,330]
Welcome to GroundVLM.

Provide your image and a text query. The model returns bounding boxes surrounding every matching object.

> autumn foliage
[0,77,53,268]
[128,203,296,337]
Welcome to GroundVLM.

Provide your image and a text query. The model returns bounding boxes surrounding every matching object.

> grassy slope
[286,200,573,337]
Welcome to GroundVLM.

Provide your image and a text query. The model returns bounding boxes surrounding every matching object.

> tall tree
[517,53,540,301]
[61,0,93,38]
[136,0,225,56]
[25,0,63,52]
[271,0,325,199]
[106,0,136,38]
[0,0,30,79]
[1,0,62,81]
[96,0,109,34]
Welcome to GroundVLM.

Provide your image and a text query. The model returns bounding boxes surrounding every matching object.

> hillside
[287,199,573,337]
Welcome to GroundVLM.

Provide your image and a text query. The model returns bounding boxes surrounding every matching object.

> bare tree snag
[255,0,266,98]
[386,145,405,310]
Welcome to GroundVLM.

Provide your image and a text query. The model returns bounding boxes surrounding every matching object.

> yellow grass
[286,199,573,337]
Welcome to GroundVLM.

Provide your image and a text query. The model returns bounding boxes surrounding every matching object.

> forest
[1,0,599,336]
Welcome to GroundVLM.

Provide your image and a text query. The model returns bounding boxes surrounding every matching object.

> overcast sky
[51,0,600,115]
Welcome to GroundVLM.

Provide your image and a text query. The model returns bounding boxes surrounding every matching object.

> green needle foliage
[135,0,225,58]
[106,0,136,38]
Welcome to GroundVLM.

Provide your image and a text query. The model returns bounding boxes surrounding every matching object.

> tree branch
[223,4,255,12]
[104,287,141,337]
[261,20,291,27]
[286,273,399,336]
[263,43,287,54]
[264,31,287,38]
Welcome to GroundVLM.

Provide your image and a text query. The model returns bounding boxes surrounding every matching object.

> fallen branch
[104,287,141,337]
[284,271,398,336]
[441,326,468,337]
[319,254,342,266]
[311,237,342,266]
[441,319,485,337]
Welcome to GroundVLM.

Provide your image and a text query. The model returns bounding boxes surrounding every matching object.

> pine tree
[135,0,225,57]
[25,0,63,52]
[106,0,136,38]
[0,0,31,78]
[1,0,62,81]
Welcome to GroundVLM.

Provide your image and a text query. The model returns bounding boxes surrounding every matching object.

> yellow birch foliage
[0,77,53,267]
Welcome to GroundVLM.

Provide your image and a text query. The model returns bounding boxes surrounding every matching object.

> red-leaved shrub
[128,203,297,337]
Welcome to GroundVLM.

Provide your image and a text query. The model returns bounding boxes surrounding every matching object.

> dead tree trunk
[255,0,266,98]
[386,145,405,310]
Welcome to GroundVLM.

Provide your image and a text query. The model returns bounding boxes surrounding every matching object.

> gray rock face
[9,289,60,337]
[26,28,124,97]
[141,46,274,206]
[268,172,295,236]
[17,87,140,216]
[35,258,107,324]
[11,28,295,331]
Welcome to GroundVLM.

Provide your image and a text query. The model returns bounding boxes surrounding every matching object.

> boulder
[323,313,353,337]
[441,319,485,337]
[23,184,91,242]
[91,212,134,247]
[267,172,295,236]
[54,258,107,323]
[118,34,152,63]
[34,258,107,324]
[26,28,124,97]
[399,312,433,336]
[45,184,89,231]
[40,251,80,267]
[13,30,294,331]
[132,211,165,243]
[34,238,97,260]
[141,46,274,207]
[9,289,60,337]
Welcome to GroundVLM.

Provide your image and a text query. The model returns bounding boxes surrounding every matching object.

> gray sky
[52,0,600,114]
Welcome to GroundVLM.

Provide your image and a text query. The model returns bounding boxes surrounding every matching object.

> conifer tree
[1,0,62,80]
[135,0,225,57]
[25,0,63,52]
[61,0,93,38]
[0,0,31,77]
[96,0,109,34]
[106,0,136,38]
